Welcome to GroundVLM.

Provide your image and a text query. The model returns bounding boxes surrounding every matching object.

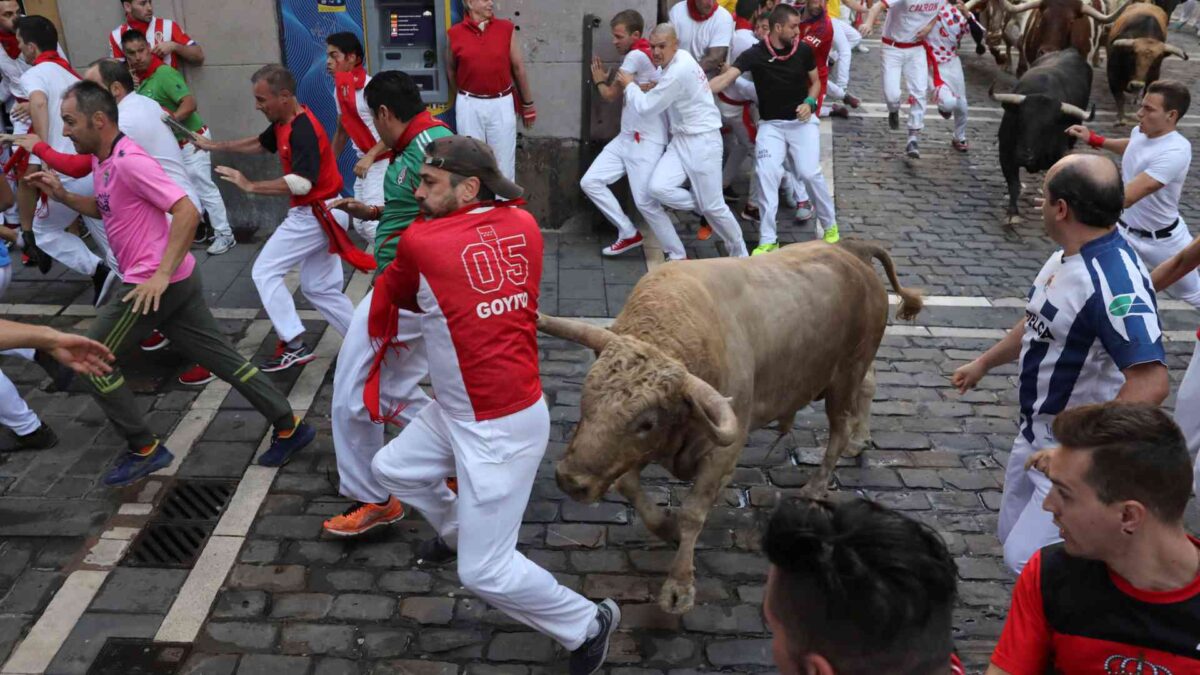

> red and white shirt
[370,202,544,422]
[881,0,945,44]
[109,17,195,69]
[926,3,968,63]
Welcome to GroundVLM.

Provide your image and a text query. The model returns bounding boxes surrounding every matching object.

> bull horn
[1060,102,1089,120]
[998,0,1041,13]
[683,374,740,446]
[536,313,615,353]
[1109,38,1135,48]
[1164,43,1189,60]
[1080,0,1127,24]
[988,82,1026,105]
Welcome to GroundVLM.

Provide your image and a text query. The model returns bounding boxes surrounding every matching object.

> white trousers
[371,398,597,649]
[827,18,861,102]
[0,265,39,436]
[252,205,355,343]
[1174,340,1200,497]
[932,56,969,142]
[721,111,754,192]
[332,289,432,503]
[649,131,749,257]
[580,133,687,260]
[33,174,114,276]
[352,159,387,243]
[455,92,517,181]
[998,419,1061,573]
[756,119,836,244]
[882,43,929,132]
[1176,0,1200,24]
[182,129,232,237]
[1119,218,1200,308]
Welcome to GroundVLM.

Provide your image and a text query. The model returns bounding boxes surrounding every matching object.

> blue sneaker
[103,444,174,487]
[258,421,315,467]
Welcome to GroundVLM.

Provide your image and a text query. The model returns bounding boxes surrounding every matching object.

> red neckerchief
[333,64,389,158]
[631,38,653,60]
[687,0,719,21]
[33,50,80,78]
[734,17,754,31]
[125,14,151,34]
[0,32,18,59]
[142,55,166,81]
[394,110,449,153]
[764,36,800,62]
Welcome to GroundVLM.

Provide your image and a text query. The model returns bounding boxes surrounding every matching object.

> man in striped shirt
[109,0,203,69]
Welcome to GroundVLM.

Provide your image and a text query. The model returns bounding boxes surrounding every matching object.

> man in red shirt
[446,0,536,181]
[366,136,619,675]
[988,402,1200,675]
[109,0,203,69]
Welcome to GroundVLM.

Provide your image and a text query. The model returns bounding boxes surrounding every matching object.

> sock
[585,615,601,640]
[135,440,158,457]
[286,336,304,350]
[275,415,300,439]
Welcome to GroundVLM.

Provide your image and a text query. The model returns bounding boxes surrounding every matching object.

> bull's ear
[683,374,740,446]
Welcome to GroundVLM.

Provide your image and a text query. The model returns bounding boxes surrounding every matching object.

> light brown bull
[537,241,923,614]
[1107,3,1188,124]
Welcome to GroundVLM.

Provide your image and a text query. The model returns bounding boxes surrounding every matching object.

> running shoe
[952,138,969,153]
[696,218,713,241]
[722,186,739,203]
[854,43,870,53]
[888,111,900,130]
[140,330,170,351]
[193,219,214,245]
[178,365,215,386]
[823,223,841,244]
[206,234,236,256]
[795,200,815,222]
[258,419,315,467]
[739,204,761,222]
[416,535,458,567]
[752,243,780,256]
[843,92,862,108]
[323,497,406,537]
[15,423,58,450]
[906,139,921,159]
[260,341,316,373]
[828,104,850,118]
[602,233,643,257]
[569,599,621,675]
[103,443,174,487]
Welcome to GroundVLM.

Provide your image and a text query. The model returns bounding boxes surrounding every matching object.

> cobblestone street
[0,23,1198,675]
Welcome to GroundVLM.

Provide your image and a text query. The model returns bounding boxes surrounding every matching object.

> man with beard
[109,0,203,69]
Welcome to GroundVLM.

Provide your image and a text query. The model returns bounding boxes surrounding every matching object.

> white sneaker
[854,44,870,53]
[795,200,815,222]
[207,234,236,256]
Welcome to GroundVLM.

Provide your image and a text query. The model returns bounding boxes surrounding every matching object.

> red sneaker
[140,330,170,351]
[601,232,644,257]
[178,365,215,386]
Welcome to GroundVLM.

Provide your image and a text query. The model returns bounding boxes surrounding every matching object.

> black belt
[1119,218,1179,240]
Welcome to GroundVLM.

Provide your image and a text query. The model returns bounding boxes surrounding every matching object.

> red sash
[687,0,718,21]
[923,42,945,89]
[334,66,391,161]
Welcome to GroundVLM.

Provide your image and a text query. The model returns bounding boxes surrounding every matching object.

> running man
[367,135,619,675]
[861,0,944,158]
[926,0,971,151]
[26,81,314,486]
[194,65,367,372]
[326,31,388,242]
[109,0,203,69]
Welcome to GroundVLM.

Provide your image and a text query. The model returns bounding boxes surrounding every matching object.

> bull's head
[991,83,1090,170]
[1110,38,1188,92]
[537,314,740,503]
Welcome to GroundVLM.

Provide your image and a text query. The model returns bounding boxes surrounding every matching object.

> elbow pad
[283,173,313,196]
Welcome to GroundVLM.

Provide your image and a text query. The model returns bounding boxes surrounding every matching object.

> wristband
[803,97,817,108]
[1087,131,1106,149]
[370,205,381,221]
[522,101,535,108]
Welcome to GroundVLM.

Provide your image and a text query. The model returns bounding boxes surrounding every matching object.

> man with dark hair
[25,81,313,486]
[860,0,943,157]
[320,70,452,537]
[762,497,959,674]
[193,64,365,372]
[953,153,1169,574]
[109,0,203,69]
[581,9,686,260]
[325,31,387,241]
[987,402,1200,675]
[123,29,233,255]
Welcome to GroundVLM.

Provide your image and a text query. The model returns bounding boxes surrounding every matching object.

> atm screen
[386,6,435,47]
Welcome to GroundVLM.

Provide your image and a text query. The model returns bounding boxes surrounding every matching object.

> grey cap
[422,135,524,200]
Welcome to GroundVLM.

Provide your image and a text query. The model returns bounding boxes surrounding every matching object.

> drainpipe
[581,13,603,178]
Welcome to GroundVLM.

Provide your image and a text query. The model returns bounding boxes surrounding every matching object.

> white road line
[1,572,108,674]
[153,537,242,644]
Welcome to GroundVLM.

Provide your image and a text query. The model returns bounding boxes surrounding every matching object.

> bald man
[952,154,1169,574]
[616,24,748,258]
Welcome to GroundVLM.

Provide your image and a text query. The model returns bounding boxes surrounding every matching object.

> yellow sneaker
[323,496,406,537]
[752,243,780,256]
[823,224,841,244]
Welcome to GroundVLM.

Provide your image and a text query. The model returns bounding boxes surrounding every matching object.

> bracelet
[803,96,818,108]
[1087,131,1106,149]
[522,101,535,108]
[370,205,381,221]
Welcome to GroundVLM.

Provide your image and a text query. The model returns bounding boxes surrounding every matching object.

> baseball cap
[422,135,524,200]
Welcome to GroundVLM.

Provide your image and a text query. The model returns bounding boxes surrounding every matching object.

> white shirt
[336,74,383,158]
[1121,126,1191,231]
[669,2,735,61]
[117,92,195,201]
[881,0,945,44]
[624,49,721,136]
[0,44,66,103]
[617,49,668,144]
[20,61,79,154]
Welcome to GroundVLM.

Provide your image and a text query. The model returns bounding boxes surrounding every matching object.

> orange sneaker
[323,496,405,537]
[446,477,458,494]
[697,218,713,241]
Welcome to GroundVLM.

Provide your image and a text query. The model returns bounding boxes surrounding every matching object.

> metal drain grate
[121,479,238,569]
[87,638,191,675]
[157,480,237,521]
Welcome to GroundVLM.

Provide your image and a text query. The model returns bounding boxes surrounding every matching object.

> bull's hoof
[846,436,871,458]
[1006,214,1022,228]
[659,578,696,615]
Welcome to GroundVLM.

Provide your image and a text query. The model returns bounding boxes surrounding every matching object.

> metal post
[580,13,603,179]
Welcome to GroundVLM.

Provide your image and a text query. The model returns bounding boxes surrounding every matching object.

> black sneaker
[416,536,457,567]
[33,349,74,393]
[193,219,214,245]
[906,138,921,159]
[16,423,58,450]
[739,204,761,222]
[569,599,621,675]
[259,341,316,373]
[722,186,739,203]
[888,111,900,130]
[92,264,116,307]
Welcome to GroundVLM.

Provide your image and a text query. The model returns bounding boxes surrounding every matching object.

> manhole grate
[157,480,237,521]
[124,522,213,568]
[87,638,191,675]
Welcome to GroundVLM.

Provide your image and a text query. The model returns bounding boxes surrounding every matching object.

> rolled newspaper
[161,114,202,146]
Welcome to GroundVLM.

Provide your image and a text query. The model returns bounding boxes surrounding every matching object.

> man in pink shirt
[26,81,313,487]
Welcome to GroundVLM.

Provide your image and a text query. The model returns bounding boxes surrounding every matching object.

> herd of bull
[975,0,1188,224]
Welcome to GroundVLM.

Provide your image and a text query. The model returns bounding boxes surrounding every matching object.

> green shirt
[136,64,205,136]
[375,124,453,269]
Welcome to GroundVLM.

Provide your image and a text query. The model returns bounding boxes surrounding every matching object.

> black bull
[993,49,1093,225]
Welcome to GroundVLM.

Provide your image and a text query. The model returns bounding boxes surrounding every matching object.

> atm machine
[363,0,457,114]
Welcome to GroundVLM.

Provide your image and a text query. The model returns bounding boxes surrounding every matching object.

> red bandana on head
[0,32,18,59]
[687,0,718,21]
[33,50,80,78]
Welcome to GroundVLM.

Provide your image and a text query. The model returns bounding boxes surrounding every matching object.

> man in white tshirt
[669,0,735,76]
[1067,80,1199,308]
[861,0,944,159]
[582,10,686,261]
[326,32,386,242]
[621,24,748,258]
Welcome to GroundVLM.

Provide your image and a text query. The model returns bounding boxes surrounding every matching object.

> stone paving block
[213,590,268,619]
[681,604,765,635]
[270,593,333,620]
[418,629,484,654]
[378,570,434,594]
[582,574,653,602]
[203,622,279,653]
[0,615,29,664]
[568,551,627,574]
[236,655,311,675]
[90,567,188,614]
[228,564,307,592]
[644,636,697,665]
[560,501,628,524]
[238,541,280,565]
[956,557,1014,581]
[329,593,396,621]
[486,632,555,662]
[313,658,359,675]
[697,552,769,579]
[0,569,60,614]
[279,623,358,657]
[546,524,606,548]
[47,613,163,675]
[362,628,413,658]
[345,542,413,568]
[179,653,239,675]
[253,515,326,541]
[898,468,943,489]
[370,661,458,675]
[617,603,681,631]
[704,639,775,667]
[400,596,456,625]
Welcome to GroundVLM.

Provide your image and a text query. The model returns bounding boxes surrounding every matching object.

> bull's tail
[837,239,925,321]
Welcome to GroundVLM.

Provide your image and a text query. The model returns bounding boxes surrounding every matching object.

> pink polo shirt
[92,134,194,284]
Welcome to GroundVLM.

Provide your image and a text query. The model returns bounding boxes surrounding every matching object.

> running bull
[998,0,1126,74]
[993,48,1093,226]
[1107,2,1188,124]
[537,241,923,614]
